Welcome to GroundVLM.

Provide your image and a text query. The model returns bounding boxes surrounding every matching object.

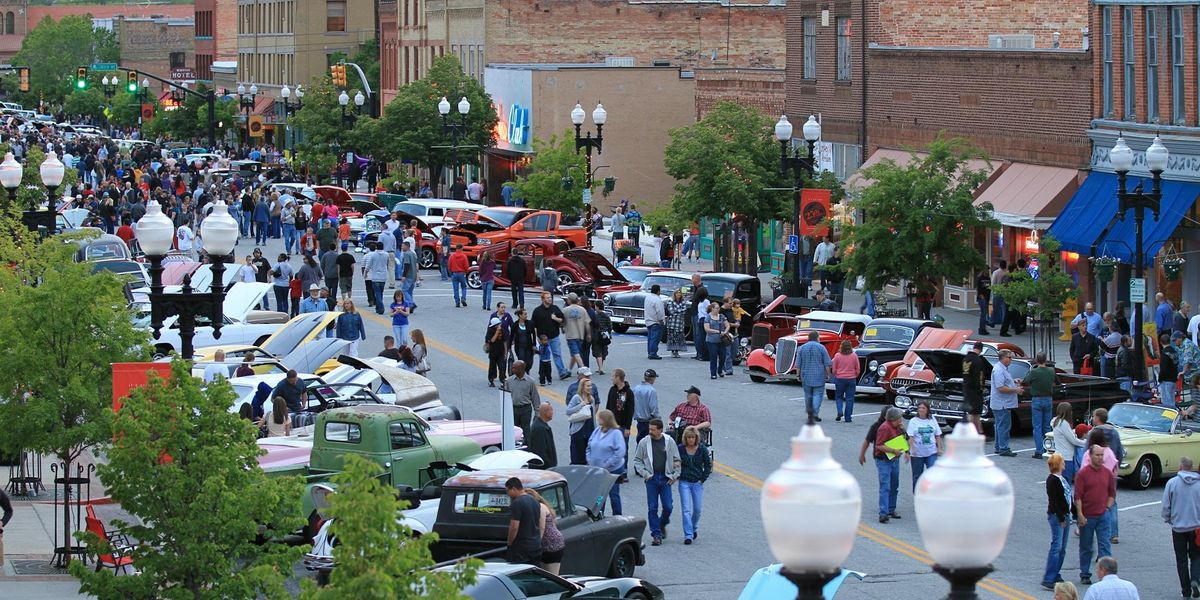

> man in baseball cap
[633,369,660,442]
[670,386,712,431]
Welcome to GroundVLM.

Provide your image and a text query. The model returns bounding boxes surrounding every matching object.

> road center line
[1118,501,1162,512]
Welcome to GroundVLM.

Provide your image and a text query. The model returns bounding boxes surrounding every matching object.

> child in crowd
[537,334,552,385]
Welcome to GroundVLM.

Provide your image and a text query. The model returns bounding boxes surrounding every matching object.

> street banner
[248,115,265,138]
[799,188,831,237]
[112,362,173,411]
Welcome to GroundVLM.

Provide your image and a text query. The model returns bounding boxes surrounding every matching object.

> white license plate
[934,416,948,425]
[623,317,635,325]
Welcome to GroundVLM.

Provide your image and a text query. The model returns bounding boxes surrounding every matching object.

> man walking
[562,293,590,373]
[505,478,543,565]
[794,331,832,422]
[1083,557,1140,599]
[270,253,294,315]
[1157,293,1175,340]
[320,243,340,294]
[399,240,420,310]
[1163,456,1200,598]
[975,269,991,335]
[364,242,389,315]
[300,284,326,314]
[506,361,541,442]
[528,404,557,469]
[644,284,666,360]
[632,418,680,546]
[633,369,660,442]
[449,244,469,307]
[1075,444,1117,586]
[1072,302,1104,338]
[506,251,527,309]
[531,291,568,380]
[1025,352,1056,459]
[814,235,836,291]
[991,260,1009,332]
[688,274,709,361]
[874,408,907,523]
[1071,321,1100,375]
[990,349,1022,457]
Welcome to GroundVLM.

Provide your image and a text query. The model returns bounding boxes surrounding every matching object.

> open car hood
[280,337,349,374]
[223,282,273,322]
[564,249,628,283]
[313,185,353,206]
[902,329,971,364]
[549,465,619,517]
[913,349,972,381]
[334,355,441,409]
[445,208,504,233]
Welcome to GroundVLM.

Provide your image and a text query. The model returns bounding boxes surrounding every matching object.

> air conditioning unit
[604,57,635,67]
[988,34,1035,49]
[652,59,671,67]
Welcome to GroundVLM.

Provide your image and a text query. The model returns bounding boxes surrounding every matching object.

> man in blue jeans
[1025,352,1056,459]
[873,408,906,523]
[632,419,680,546]
[794,330,832,422]
[644,284,665,360]
[1075,444,1116,585]
[989,349,1022,457]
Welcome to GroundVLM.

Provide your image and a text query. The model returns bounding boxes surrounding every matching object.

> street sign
[90,62,118,71]
[787,234,798,254]
[170,68,194,81]
[1130,277,1146,303]
[582,188,592,204]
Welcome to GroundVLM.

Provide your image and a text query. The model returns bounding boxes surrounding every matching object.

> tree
[992,235,1079,321]
[379,56,497,192]
[840,135,999,291]
[299,454,478,600]
[72,361,304,600]
[289,77,352,183]
[63,87,107,120]
[0,145,81,211]
[0,232,149,563]
[11,16,119,105]
[510,131,588,216]
[330,41,381,105]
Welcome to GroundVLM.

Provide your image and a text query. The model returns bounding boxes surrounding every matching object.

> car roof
[803,310,873,324]
[700,272,757,282]
[445,468,566,489]
[868,318,937,328]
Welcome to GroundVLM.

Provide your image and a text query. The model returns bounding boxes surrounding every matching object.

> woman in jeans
[334,299,366,357]
[905,401,942,490]
[830,340,860,422]
[586,409,626,515]
[479,250,496,311]
[677,426,712,545]
[1042,453,1073,590]
[1052,402,1087,482]
[566,377,597,465]
[701,302,729,380]
[389,291,411,347]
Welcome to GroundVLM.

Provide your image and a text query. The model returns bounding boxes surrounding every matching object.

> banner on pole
[799,188,831,238]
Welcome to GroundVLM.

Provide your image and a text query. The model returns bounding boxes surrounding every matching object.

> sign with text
[799,188,831,238]
[1130,277,1146,303]
[170,68,195,81]
[90,62,118,71]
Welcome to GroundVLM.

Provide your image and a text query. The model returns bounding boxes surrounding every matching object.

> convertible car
[892,349,1128,431]
[603,271,763,334]
[1045,402,1200,490]
[136,282,288,356]
[744,312,871,383]
[823,317,942,401]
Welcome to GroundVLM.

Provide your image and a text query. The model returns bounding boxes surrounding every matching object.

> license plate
[935,416,948,425]
[623,317,635,325]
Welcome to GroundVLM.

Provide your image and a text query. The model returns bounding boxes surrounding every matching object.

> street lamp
[22,151,64,235]
[238,82,258,146]
[776,114,822,297]
[139,78,150,103]
[761,420,860,600]
[438,95,471,196]
[140,201,239,359]
[1111,134,1168,382]
[100,75,116,99]
[0,151,22,206]
[914,422,1014,599]
[571,102,607,190]
[280,85,302,151]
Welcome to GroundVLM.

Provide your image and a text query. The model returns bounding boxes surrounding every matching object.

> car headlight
[868,360,878,373]
[895,395,912,408]
[763,343,775,357]
[604,295,613,305]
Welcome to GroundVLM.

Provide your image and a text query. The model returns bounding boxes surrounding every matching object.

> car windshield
[641,275,689,294]
[864,325,916,346]
[619,268,651,284]
[477,209,521,227]
[705,281,737,299]
[393,202,426,216]
[1108,403,1177,433]
[795,319,845,333]
[262,314,325,357]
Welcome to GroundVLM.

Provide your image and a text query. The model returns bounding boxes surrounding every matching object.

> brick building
[378,0,485,109]
[0,2,194,62]
[195,0,238,83]
[119,17,195,83]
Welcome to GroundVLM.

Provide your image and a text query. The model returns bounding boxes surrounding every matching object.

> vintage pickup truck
[446,207,589,259]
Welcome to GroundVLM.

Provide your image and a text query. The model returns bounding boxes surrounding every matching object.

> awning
[1047,172,1200,265]
[251,95,276,118]
[845,148,999,190]
[973,163,1082,229]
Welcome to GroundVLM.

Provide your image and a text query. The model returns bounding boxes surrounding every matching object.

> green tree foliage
[290,77,349,183]
[63,87,106,119]
[299,454,478,599]
[992,235,1079,320]
[11,16,119,105]
[72,361,304,600]
[142,84,230,146]
[379,56,497,192]
[511,131,588,216]
[330,41,381,103]
[0,145,80,210]
[840,135,999,291]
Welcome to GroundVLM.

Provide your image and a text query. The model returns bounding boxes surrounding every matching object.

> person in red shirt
[449,244,470,307]
[873,408,907,523]
[299,226,318,258]
[115,216,135,246]
[288,275,302,317]
[1074,444,1117,584]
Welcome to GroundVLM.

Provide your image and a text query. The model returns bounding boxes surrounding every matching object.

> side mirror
[512,223,525,232]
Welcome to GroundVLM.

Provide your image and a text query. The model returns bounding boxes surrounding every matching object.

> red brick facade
[694,67,785,119]
[873,0,1087,49]
[1094,4,1200,126]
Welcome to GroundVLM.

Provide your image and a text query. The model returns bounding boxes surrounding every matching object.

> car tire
[1126,456,1157,490]
[154,344,175,359]
[556,271,575,287]
[607,542,637,578]
[612,324,630,334]
[749,373,766,383]
[625,592,651,600]
[419,248,436,269]
[483,445,500,454]
[466,271,482,290]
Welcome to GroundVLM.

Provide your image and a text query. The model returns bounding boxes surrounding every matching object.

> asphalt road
[222,235,1185,598]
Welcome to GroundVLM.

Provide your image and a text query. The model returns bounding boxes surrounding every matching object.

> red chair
[84,505,136,575]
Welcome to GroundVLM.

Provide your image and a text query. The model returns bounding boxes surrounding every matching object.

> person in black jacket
[1041,453,1073,590]
[687,274,709,361]
[1070,321,1100,375]
[1115,334,1134,394]
[507,253,528,309]
[606,368,634,480]
[531,291,568,380]
[528,404,557,469]
[1161,333,1181,409]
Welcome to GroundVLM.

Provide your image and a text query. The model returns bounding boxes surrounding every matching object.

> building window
[5,11,13,35]
[1147,7,1160,123]
[836,17,852,81]
[169,52,186,69]
[1172,7,1186,124]
[1123,7,1135,120]
[803,17,816,80]
[1102,6,1113,117]
[326,0,345,32]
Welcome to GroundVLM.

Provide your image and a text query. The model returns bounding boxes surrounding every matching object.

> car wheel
[612,324,630,334]
[556,271,575,287]
[607,543,637,578]
[419,248,436,269]
[625,593,650,600]
[749,374,766,383]
[466,271,482,289]
[483,445,500,454]
[154,344,175,359]
[1126,456,1157,490]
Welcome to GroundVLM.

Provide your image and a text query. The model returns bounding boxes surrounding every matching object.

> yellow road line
[365,312,1036,600]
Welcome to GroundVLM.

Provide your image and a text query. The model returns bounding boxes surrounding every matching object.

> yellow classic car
[1046,402,1200,490]
[191,311,340,368]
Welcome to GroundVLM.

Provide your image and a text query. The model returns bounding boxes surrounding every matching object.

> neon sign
[507,103,530,146]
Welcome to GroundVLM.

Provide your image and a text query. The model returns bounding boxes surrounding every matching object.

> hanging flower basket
[1164,258,1185,281]
[1093,257,1117,283]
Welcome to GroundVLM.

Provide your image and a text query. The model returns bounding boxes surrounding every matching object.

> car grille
[775,338,797,375]
[891,378,927,389]
[606,307,643,319]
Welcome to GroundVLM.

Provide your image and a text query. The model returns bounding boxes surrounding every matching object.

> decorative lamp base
[22,209,55,236]
[778,568,839,600]
[932,564,993,600]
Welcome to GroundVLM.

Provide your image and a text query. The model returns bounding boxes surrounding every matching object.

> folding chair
[84,505,137,575]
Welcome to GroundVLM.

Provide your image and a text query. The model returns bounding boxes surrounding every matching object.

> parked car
[744,311,872,383]
[882,333,1024,395]
[892,349,1128,431]
[357,208,470,268]
[1045,402,1200,490]
[432,465,647,578]
[446,207,589,259]
[313,186,365,218]
[92,259,149,292]
[444,563,663,600]
[466,238,630,296]
[824,318,942,401]
[392,198,481,228]
[603,271,763,334]
[70,232,132,262]
[189,310,340,362]
[135,282,286,356]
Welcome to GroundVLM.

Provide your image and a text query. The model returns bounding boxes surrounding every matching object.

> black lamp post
[139,78,150,103]
[138,201,239,359]
[100,75,116,100]
[1110,134,1169,382]
[238,82,258,146]
[437,95,470,196]
[570,102,607,190]
[774,114,822,297]
[0,151,21,208]
[280,85,302,150]
[20,151,63,236]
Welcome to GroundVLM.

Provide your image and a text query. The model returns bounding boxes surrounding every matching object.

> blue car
[738,566,865,599]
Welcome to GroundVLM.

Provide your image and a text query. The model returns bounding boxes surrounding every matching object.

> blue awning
[1047,172,1200,266]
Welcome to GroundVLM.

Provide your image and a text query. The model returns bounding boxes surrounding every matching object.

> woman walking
[905,400,942,490]
[479,250,496,311]
[390,290,411,347]
[410,329,431,376]
[511,308,537,369]
[335,299,366,357]
[485,316,508,387]
[1052,402,1086,481]
[701,302,730,379]
[678,425,712,545]
[565,375,597,465]
[665,288,688,358]
[1041,453,1073,591]
[831,340,860,422]
[527,489,565,575]
[586,409,627,515]
[591,299,612,374]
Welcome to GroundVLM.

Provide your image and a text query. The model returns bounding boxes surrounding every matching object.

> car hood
[183,263,241,293]
[738,566,865,600]
[549,465,619,517]
[428,419,524,444]
[564,249,628,283]
[913,349,971,380]
[224,282,273,322]
[279,337,349,374]
[902,329,971,365]
[334,355,441,409]
[314,185,353,206]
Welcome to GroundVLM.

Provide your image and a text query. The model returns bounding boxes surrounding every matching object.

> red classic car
[883,335,1026,393]
[446,207,589,259]
[744,311,871,383]
[313,185,377,218]
[465,238,630,295]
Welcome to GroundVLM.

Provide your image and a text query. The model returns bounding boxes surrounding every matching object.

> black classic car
[431,466,646,578]
[602,271,762,335]
[892,349,1128,431]
[441,563,665,600]
[828,318,942,401]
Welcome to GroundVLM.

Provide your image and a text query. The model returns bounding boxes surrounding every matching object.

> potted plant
[614,244,640,263]
[1163,257,1185,281]
[1092,256,1117,283]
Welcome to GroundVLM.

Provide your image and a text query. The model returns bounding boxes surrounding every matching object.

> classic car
[446,207,589,259]
[823,318,942,401]
[617,265,668,289]
[466,238,630,296]
[745,311,872,383]
[1045,402,1200,490]
[187,337,349,380]
[603,271,763,334]
[443,563,664,600]
[892,349,1128,431]
[313,185,366,218]
[70,231,132,262]
[392,199,481,228]
[189,310,340,362]
[135,282,288,356]
[739,567,864,600]
[357,208,473,269]
[92,259,150,292]
[882,334,1024,395]
[432,465,647,578]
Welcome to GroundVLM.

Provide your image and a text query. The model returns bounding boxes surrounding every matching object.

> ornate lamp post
[438,95,470,195]
[0,151,21,206]
[761,419,861,599]
[914,422,1015,599]
[571,102,607,190]
[280,85,302,150]
[138,201,239,359]
[775,114,822,297]
[22,151,64,235]
[238,82,258,146]
[100,75,116,100]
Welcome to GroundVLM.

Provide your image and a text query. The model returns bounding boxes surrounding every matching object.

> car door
[389,420,436,487]
[542,482,597,576]
[503,567,581,600]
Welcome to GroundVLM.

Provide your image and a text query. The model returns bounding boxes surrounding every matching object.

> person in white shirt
[238,255,257,283]
[1188,312,1200,347]
[643,284,666,360]
[467,179,483,202]
[202,350,230,383]
[814,236,836,289]
[1082,556,1140,599]
[176,220,196,261]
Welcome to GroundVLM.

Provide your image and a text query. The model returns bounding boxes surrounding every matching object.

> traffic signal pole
[121,67,216,149]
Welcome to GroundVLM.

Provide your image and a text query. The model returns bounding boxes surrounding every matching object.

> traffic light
[127,70,138,93]
[16,67,29,92]
[330,63,347,87]
[75,67,88,89]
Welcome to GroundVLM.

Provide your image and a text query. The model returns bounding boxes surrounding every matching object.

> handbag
[720,332,734,346]
[416,357,431,373]
[568,403,594,424]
